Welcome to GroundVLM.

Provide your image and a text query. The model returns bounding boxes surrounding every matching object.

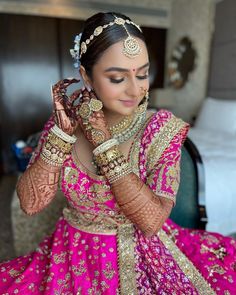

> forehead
[94,39,149,70]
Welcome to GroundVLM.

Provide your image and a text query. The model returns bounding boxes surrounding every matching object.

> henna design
[78,89,111,147]
[16,157,60,215]
[111,172,173,237]
[52,78,81,135]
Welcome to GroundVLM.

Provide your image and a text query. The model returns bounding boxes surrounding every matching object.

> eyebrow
[104,62,150,73]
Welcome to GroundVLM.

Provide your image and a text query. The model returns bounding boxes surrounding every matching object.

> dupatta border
[146,115,187,172]
[159,229,216,295]
[117,224,138,295]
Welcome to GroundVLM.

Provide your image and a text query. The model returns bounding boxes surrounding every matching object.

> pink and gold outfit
[0,110,236,294]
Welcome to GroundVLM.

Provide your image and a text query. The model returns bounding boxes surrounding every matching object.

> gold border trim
[63,207,117,235]
[159,229,216,295]
[117,224,138,295]
[129,113,155,176]
[147,115,187,171]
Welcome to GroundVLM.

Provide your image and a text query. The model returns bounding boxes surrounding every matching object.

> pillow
[195,97,236,134]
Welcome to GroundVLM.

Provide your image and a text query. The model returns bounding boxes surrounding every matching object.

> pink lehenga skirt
[1,205,236,295]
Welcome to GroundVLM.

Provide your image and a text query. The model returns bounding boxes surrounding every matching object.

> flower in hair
[70,33,82,69]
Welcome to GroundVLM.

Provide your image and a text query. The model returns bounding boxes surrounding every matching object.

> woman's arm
[16,157,61,215]
[16,78,80,215]
[94,145,175,237]
[93,119,188,237]
[111,172,173,237]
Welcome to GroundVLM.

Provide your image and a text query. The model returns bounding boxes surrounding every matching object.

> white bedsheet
[188,128,236,235]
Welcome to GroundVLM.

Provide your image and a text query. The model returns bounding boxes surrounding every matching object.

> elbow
[139,204,173,238]
[16,176,38,216]
[142,223,160,238]
[16,182,32,215]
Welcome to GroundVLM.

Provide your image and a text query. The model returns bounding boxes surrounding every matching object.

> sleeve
[27,116,55,167]
[146,120,189,204]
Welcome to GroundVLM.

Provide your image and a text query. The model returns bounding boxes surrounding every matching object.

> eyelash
[110,74,149,84]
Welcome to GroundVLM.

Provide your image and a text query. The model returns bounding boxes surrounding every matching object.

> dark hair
[79,12,145,78]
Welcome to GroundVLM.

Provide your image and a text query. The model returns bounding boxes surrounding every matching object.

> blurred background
[1,0,235,261]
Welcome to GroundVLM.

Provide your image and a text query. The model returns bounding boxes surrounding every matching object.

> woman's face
[86,38,149,117]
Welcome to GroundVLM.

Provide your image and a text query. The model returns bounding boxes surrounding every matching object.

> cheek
[94,79,122,101]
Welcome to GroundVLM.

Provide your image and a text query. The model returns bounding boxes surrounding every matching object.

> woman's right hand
[52,78,81,135]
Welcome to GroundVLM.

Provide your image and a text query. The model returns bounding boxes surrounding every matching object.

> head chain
[70,15,142,68]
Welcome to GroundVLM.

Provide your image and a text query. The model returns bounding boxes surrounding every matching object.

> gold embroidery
[147,116,186,172]
[55,272,71,295]
[63,206,130,235]
[147,160,180,202]
[159,229,216,295]
[201,244,227,260]
[206,264,225,277]
[64,166,79,185]
[53,252,67,264]
[128,115,154,176]
[72,232,81,247]
[70,190,95,208]
[117,224,138,295]
[72,260,87,276]
[8,268,25,278]
[63,206,137,294]
[102,262,116,280]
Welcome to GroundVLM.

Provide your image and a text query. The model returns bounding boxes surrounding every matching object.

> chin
[118,107,137,116]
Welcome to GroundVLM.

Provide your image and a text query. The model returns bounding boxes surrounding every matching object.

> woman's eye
[110,77,124,84]
[137,74,149,80]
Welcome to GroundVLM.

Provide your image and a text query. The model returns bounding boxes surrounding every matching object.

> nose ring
[140,87,147,96]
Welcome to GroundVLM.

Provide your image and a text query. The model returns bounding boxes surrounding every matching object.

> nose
[126,78,140,98]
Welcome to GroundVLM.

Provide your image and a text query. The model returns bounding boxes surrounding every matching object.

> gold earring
[145,90,149,103]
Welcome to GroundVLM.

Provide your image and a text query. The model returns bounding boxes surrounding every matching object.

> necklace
[108,102,147,144]
[92,101,147,174]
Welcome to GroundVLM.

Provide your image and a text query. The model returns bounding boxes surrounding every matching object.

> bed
[188,97,236,236]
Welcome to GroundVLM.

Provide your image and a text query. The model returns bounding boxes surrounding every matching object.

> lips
[120,100,137,107]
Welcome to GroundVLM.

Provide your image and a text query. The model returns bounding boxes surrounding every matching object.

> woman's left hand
[78,89,111,147]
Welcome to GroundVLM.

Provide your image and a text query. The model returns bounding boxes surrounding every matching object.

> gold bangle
[93,138,119,156]
[94,146,122,166]
[47,132,73,154]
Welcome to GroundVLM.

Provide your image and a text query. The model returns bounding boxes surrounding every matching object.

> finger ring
[78,98,103,119]
[78,102,91,119]
[90,98,103,112]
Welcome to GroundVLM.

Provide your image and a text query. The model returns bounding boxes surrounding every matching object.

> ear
[80,65,93,89]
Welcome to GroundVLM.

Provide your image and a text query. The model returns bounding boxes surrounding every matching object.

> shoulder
[143,109,189,143]
[142,109,189,170]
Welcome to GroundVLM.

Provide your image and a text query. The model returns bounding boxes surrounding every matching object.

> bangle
[41,143,66,166]
[94,146,121,166]
[93,138,119,156]
[47,133,73,154]
[108,166,133,184]
[50,124,77,144]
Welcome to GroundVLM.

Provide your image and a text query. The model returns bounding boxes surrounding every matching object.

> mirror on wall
[167,36,197,89]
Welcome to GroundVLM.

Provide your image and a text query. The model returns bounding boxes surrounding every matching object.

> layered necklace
[108,102,147,144]
[92,101,147,174]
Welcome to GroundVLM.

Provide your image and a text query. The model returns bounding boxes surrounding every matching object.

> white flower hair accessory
[70,33,82,69]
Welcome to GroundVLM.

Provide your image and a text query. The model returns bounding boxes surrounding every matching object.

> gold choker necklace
[108,102,147,144]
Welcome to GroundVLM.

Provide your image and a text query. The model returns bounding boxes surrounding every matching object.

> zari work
[1,110,236,294]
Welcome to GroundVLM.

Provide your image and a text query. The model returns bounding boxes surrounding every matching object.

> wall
[151,0,216,123]
[208,0,236,100]
[0,0,173,28]
[0,14,84,172]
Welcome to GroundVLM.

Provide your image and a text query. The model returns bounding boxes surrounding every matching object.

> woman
[0,11,236,295]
